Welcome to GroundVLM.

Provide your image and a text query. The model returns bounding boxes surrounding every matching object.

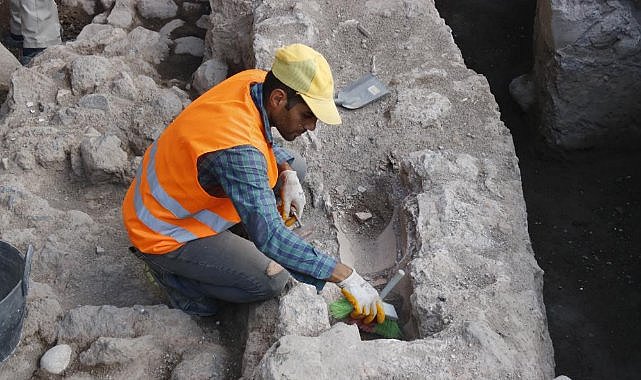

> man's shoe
[3,33,23,48]
[20,47,45,65]
[165,290,219,317]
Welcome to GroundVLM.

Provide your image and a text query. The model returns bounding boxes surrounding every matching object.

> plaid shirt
[196,83,336,290]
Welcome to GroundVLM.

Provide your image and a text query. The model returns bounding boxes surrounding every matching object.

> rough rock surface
[0,0,554,378]
[0,43,20,92]
[530,0,641,149]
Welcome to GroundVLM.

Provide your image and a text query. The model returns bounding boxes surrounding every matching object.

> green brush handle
[379,269,405,300]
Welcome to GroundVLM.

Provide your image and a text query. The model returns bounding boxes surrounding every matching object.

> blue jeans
[134,230,290,316]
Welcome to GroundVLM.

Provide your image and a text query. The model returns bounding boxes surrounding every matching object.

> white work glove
[279,170,306,220]
[338,270,385,324]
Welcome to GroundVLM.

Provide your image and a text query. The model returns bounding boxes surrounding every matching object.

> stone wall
[530,0,641,149]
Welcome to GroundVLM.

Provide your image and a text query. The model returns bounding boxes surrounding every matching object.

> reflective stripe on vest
[133,142,236,240]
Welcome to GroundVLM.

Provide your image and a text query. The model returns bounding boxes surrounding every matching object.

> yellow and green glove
[337,270,385,324]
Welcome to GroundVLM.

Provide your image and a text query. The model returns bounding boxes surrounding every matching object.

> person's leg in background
[6,0,25,48]
[16,0,62,64]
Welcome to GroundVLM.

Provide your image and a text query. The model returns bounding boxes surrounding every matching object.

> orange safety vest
[122,70,279,254]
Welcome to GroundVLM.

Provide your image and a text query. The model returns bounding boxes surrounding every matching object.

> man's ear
[267,88,287,109]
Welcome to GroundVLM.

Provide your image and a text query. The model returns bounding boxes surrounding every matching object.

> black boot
[20,47,45,65]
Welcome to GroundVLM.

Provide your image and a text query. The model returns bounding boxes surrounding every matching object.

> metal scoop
[335,73,390,109]
[379,269,405,320]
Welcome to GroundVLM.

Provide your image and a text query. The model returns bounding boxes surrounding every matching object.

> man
[5,0,62,65]
[122,44,385,325]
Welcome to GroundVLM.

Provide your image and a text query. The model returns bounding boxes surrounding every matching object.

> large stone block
[532,0,641,148]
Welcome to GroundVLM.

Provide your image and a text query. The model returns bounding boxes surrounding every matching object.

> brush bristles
[329,298,403,339]
[329,298,354,319]
[374,318,403,339]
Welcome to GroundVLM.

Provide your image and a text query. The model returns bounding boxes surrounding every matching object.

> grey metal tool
[379,269,405,320]
[335,73,390,109]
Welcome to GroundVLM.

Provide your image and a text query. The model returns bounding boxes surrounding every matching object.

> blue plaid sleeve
[273,144,294,165]
[199,146,337,290]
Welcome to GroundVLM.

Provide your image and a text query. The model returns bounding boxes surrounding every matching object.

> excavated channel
[435,0,641,379]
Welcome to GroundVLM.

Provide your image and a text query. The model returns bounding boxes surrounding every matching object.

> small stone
[196,14,209,29]
[133,305,147,314]
[26,101,34,107]
[95,246,106,254]
[335,185,346,196]
[355,212,372,221]
[56,89,73,105]
[1,158,9,170]
[357,186,367,193]
[40,344,72,375]
[357,23,371,38]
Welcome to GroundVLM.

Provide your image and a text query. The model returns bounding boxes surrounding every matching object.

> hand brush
[330,269,405,339]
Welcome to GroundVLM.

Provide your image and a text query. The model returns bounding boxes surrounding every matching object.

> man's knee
[264,260,289,297]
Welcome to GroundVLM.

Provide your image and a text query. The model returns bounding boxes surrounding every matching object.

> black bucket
[0,242,33,363]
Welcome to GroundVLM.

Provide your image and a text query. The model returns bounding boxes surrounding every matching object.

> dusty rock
[205,2,254,68]
[191,58,228,95]
[0,43,21,92]
[71,24,128,53]
[62,0,98,15]
[181,2,206,18]
[170,347,232,380]
[79,93,110,111]
[136,0,178,20]
[56,89,74,106]
[174,36,205,57]
[70,55,116,95]
[57,305,202,346]
[355,211,372,221]
[101,0,115,8]
[532,0,641,148]
[104,27,171,65]
[40,344,73,375]
[275,283,330,338]
[159,19,186,37]
[79,335,160,366]
[107,0,137,29]
[253,1,320,69]
[111,71,138,100]
[195,14,210,29]
[241,300,279,379]
[392,89,452,128]
[255,323,447,379]
[80,134,128,184]
[509,73,536,111]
